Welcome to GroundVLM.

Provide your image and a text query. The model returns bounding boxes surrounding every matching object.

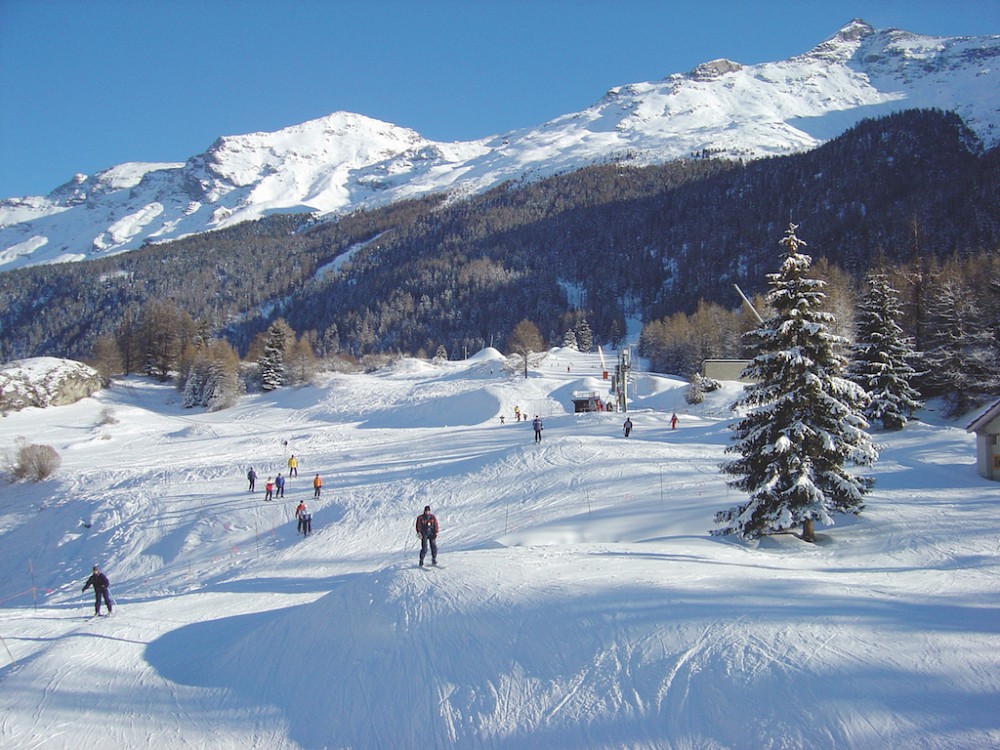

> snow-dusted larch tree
[508,319,545,379]
[849,270,923,430]
[714,225,877,542]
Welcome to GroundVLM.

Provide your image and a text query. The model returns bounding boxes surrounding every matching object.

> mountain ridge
[1,19,998,271]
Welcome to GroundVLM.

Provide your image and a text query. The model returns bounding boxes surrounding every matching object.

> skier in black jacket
[82,565,112,615]
[415,506,439,567]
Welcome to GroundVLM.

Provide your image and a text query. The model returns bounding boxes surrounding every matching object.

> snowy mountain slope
[1,347,998,749]
[2,19,999,272]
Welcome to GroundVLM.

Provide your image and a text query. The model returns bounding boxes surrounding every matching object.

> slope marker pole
[0,632,15,667]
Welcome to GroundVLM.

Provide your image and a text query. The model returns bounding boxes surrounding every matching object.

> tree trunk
[802,518,816,543]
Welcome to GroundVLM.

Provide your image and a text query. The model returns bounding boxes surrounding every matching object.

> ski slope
[1,347,997,749]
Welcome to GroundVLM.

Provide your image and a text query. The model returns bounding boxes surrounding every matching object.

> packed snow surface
[1,347,997,749]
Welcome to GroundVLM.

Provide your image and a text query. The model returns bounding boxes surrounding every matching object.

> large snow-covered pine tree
[715,225,877,542]
[848,270,923,430]
[259,320,291,392]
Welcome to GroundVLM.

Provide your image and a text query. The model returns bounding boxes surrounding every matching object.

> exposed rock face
[0,357,102,413]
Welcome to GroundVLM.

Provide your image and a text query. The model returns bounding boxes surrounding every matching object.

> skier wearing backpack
[415,505,439,567]
[82,565,112,616]
[295,500,309,534]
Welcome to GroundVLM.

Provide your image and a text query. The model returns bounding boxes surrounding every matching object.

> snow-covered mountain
[2,20,998,271]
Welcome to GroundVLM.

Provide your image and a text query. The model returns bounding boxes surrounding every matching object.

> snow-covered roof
[967,397,1000,434]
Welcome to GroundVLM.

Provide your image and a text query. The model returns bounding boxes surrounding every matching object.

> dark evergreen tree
[921,278,997,417]
[715,225,877,542]
[849,270,923,430]
[575,319,594,353]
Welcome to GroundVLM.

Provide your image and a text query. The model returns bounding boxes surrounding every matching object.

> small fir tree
[205,354,242,411]
[849,271,923,430]
[182,367,205,408]
[180,339,242,409]
[684,372,705,405]
[714,225,877,542]
[562,329,579,350]
[259,320,292,391]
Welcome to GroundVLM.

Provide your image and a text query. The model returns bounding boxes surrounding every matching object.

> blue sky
[1,0,998,199]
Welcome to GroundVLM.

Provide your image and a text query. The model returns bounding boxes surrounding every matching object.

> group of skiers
[247,459,322,499]
[245,455,324,538]
[84,504,443,605]
[621,413,677,435]
[243,454,441,564]
[504,406,545,443]
[77,407,684,609]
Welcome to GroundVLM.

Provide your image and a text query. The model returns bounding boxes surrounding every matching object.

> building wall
[976,432,1000,480]
[702,359,753,383]
[972,413,1000,481]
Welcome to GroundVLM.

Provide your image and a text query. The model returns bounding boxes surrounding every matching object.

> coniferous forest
[0,109,997,409]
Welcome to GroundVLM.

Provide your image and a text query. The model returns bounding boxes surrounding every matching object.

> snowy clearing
[1,347,997,749]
